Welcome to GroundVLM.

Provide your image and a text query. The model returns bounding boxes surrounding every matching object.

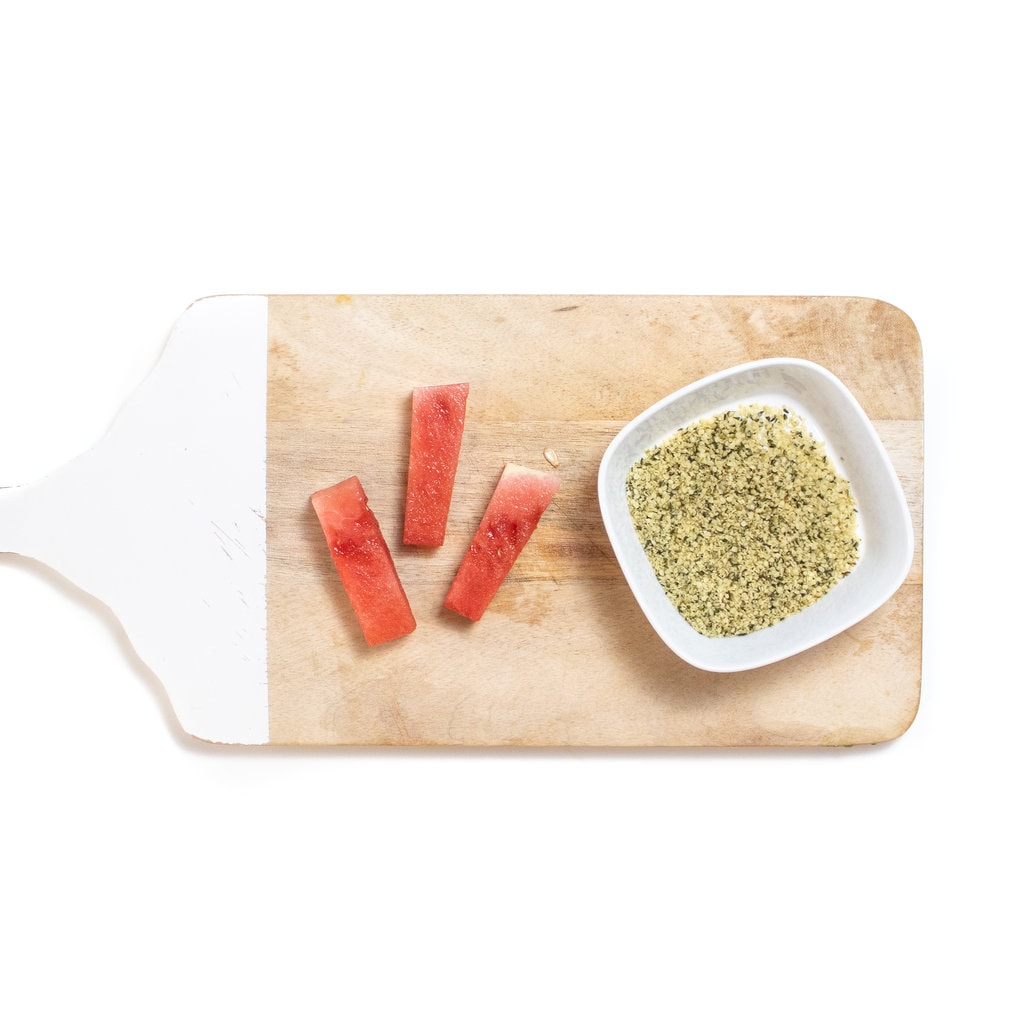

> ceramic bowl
[597,358,914,672]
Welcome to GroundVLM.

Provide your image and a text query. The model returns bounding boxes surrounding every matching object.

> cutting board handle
[0,295,272,744]
[0,483,27,554]
[0,444,119,589]
[0,478,60,562]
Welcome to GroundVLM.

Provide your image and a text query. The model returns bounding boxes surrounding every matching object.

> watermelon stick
[444,464,561,621]
[404,382,469,546]
[311,476,416,646]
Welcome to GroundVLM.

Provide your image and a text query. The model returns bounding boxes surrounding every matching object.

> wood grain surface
[266,295,923,746]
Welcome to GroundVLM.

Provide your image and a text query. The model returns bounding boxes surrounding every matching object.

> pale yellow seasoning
[626,404,860,637]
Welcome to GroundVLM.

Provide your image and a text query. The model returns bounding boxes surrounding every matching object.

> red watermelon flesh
[444,464,561,621]
[311,476,416,646]
[404,382,469,546]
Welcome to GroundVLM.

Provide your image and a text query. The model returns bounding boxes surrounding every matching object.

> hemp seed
[625,404,860,637]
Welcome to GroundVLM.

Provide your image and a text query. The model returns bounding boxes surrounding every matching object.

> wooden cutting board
[267,295,923,746]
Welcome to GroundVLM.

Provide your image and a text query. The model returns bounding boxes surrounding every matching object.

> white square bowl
[597,358,914,673]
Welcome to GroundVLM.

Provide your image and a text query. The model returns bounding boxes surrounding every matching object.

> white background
[1,2,1019,1021]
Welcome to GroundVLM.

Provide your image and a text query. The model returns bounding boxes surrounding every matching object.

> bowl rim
[597,357,914,672]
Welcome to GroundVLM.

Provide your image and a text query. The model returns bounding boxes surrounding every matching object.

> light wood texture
[267,295,923,746]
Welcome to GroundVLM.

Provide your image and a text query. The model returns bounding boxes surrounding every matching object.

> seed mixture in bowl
[625,404,860,637]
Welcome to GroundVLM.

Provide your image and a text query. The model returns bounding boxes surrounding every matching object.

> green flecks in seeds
[625,404,860,637]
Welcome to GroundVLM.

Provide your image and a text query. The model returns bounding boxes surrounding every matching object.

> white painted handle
[0,480,52,559]
[0,295,271,744]
[0,484,25,553]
